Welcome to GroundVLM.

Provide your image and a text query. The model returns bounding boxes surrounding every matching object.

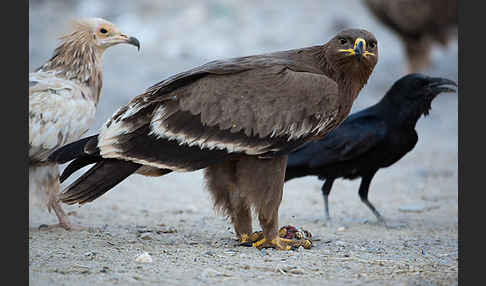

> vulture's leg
[358,171,386,226]
[321,178,335,222]
[31,164,83,230]
[236,156,312,250]
[205,161,254,245]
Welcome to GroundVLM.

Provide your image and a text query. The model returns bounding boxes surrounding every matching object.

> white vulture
[29,18,140,230]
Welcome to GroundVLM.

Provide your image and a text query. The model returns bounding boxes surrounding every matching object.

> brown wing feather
[175,65,339,139]
[96,49,342,171]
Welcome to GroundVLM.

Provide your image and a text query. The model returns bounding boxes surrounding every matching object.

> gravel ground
[29,1,458,285]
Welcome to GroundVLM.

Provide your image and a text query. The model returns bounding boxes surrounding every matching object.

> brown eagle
[49,29,378,249]
[29,18,140,230]
[363,0,457,72]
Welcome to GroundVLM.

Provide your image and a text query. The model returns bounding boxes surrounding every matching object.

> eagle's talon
[251,237,312,250]
[239,232,264,246]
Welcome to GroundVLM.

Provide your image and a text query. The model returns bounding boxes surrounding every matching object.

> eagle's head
[325,29,378,85]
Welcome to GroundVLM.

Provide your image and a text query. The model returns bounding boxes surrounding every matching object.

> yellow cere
[338,37,375,57]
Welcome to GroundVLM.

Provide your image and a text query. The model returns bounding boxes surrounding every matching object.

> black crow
[284,73,456,225]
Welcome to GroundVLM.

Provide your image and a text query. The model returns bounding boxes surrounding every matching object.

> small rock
[84,251,96,259]
[337,226,347,232]
[157,227,177,234]
[200,268,231,278]
[136,226,152,234]
[224,249,237,255]
[204,250,215,257]
[288,267,305,275]
[186,205,198,213]
[398,204,439,213]
[399,204,426,213]
[140,233,152,240]
[335,240,346,246]
[135,252,153,263]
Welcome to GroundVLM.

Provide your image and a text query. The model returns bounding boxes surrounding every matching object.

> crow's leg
[321,178,335,222]
[358,171,386,225]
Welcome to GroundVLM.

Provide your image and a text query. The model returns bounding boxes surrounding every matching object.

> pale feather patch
[148,105,272,155]
[29,71,97,161]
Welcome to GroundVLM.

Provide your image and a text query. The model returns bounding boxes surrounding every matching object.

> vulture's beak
[427,77,457,94]
[339,37,375,59]
[116,34,141,51]
[127,36,141,51]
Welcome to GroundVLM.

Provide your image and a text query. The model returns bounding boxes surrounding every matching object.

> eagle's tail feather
[59,155,103,183]
[59,159,140,205]
[48,135,99,164]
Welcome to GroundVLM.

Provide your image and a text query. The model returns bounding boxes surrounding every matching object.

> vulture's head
[383,73,457,124]
[66,18,140,52]
[325,29,378,83]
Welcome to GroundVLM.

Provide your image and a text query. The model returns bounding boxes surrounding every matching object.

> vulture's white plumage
[29,18,140,229]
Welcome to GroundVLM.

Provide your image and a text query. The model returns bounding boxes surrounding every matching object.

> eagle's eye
[338,38,347,45]
[368,41,377,49]
[100,28,108,34]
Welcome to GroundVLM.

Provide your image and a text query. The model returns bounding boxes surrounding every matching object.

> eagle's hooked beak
[354,39,364,60]
[339,37,375,59]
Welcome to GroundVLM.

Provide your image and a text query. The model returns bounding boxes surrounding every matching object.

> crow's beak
[428,77,457,94]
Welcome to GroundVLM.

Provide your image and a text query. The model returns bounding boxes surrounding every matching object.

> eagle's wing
[96,57,342,171]
[29,72,96,162]
[287,115,387,169]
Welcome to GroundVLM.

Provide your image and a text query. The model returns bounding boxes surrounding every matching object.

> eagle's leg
[205,161,255,245]
[229,192,257,245]
[236,156,312,250]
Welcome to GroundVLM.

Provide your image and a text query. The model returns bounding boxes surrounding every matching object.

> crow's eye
[100,28,108,34]
[368,41,376,49]
[338,38,347,45]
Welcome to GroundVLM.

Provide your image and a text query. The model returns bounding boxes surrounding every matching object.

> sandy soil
[29,1,458,285]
